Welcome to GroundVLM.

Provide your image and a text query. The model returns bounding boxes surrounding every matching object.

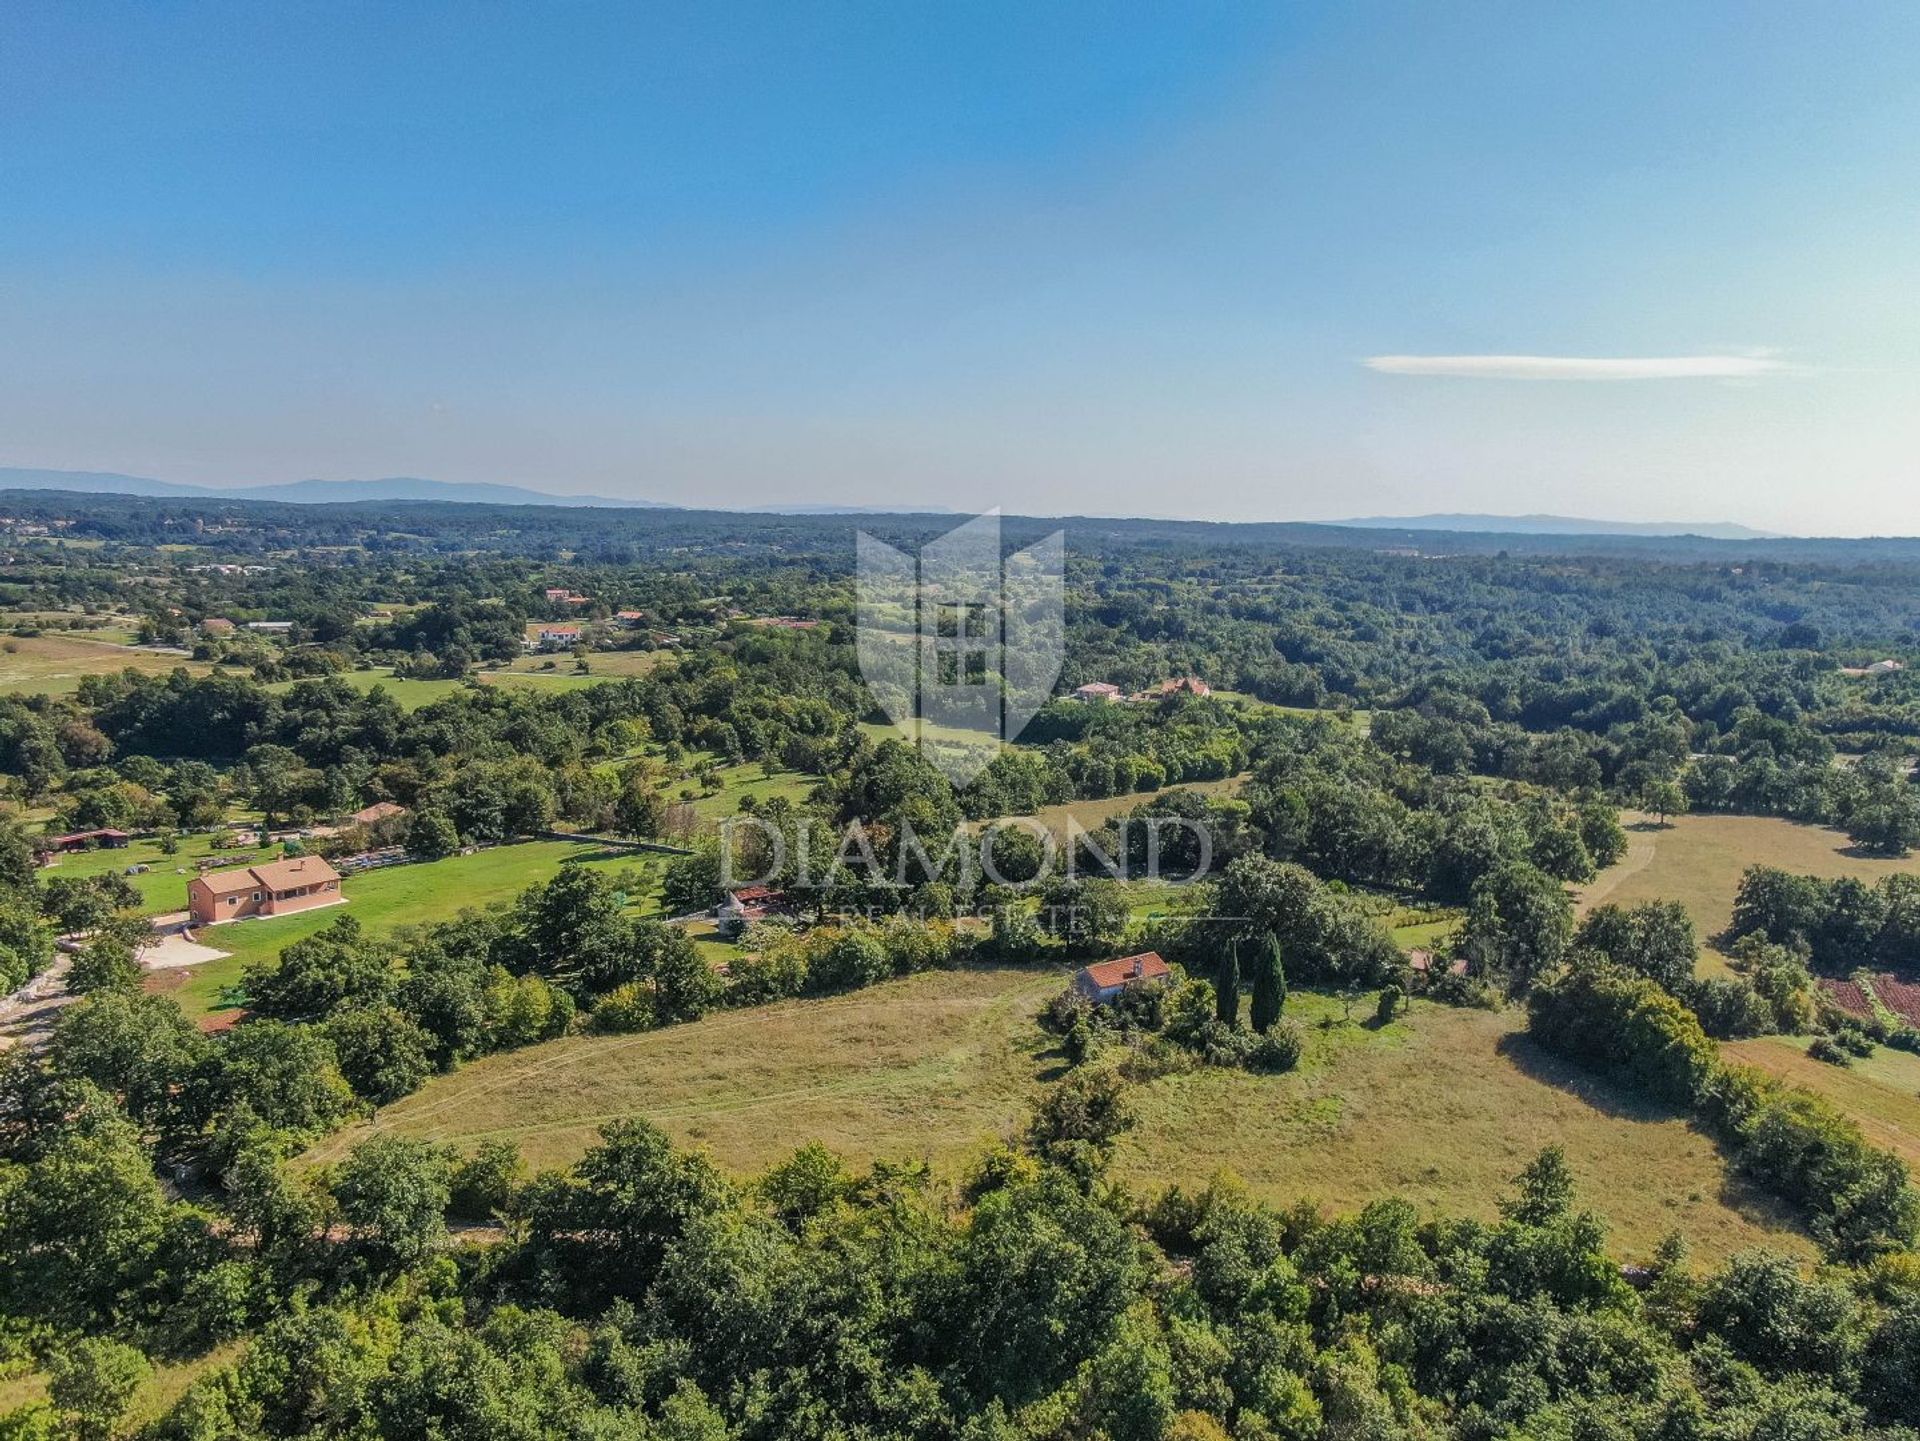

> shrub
[591,981,656,1034]
[1027,1064,1133,1179]
[725,944,808,1004]
[1835,1023,1877,1058]
[1248,1022,1304,1074]
[48,1337,150,1441]
[1808,1035,1852,1067]
[1528,963,1718,1108]
[1063,1018,1097,1067]
[806,926,891,994]
[1685,976,1777,1040]
[1042,988,1095,1036]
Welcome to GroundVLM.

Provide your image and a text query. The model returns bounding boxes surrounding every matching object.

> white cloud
[1363,353,1790,380]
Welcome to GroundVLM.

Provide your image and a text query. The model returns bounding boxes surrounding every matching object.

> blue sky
[3,2,1917,531]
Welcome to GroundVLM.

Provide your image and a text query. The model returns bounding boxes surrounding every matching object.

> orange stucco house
[188,856,345,926]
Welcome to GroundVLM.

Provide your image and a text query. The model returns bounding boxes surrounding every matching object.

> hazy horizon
[5,4,1918,534]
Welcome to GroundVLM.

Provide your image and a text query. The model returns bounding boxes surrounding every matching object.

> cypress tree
[1250,932,1287,1034]
[1215,939,1240,1028]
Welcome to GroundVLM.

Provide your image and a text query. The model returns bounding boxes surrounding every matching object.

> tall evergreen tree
[1250,932,1287,1033]
[1214,939,1240,1028]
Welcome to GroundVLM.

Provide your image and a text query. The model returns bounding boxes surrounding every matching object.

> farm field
[1112,994,1810,1263]
[0,633,209,695]
[1388,915,1460,951]
[1576,812,1920,974]
[1723,1033,1920,1169]
[150,840,661,1016]
[306,965,1061,1172]
[312,967,1807,1262]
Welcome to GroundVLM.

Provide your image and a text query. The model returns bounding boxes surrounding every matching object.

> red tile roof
[1079,951,1172,990]
[193,855,341,895]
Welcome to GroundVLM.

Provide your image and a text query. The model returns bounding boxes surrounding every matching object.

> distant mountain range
[1336,512,1782,540]
[0,467,662,508]
[0,470,1784,536]
[0,468,965,515]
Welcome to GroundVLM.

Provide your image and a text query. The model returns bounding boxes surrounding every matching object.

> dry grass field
[311,967,1808,1261]
[1571,812,1920,1194]
[1723,1034,1920,1169]
[1577,812,1920,973]
[0,1342,243,1433]
[307,965,1062,1172]
[1578,811,1920,931]
[1014,775,1245,842]
[0,634,209,695]
[1112,994,1809,1263]
[488,647,673,679]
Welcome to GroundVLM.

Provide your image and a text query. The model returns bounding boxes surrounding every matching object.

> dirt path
[1573,815,1663,918]
[0,958,74,1049]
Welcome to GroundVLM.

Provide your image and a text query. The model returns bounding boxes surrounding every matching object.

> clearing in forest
[311,966,1810,1262]
[1578,812,1920,958]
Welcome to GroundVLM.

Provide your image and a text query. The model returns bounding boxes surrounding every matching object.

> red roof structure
[43,828,131,852]
[1077,951,1172,992]
[1408,949,1468,978]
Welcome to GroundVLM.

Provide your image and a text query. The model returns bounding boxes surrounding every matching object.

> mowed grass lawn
[1112,993,1810,1264]
[306,965,1063,1172]
[312,967,1808,1262]
[1724,1034,1920,1169]
[40,832,277,914]
[0,633,210,695]
[151,841,660,1016]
